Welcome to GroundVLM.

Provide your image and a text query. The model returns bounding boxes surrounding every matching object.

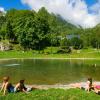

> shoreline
[0,57,100,61]
[1,82,99,90]
[25,82,100,90]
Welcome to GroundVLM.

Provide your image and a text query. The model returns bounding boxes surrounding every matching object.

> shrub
[57,46,71,54]
[12,44,23,51]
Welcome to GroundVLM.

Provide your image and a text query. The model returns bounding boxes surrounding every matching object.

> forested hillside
[0,7,78,50]
[0,7,100,51]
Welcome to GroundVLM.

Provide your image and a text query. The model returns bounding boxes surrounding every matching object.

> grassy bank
[0,89,100,100]
[0,48,100,59]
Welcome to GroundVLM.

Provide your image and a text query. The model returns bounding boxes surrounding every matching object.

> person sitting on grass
[92,84,100,94]
[71,78,94,92]
[14,79,36,93]
[0,76,14,95]
[86,78,94,92]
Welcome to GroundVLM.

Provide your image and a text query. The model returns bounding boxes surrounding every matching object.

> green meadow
[0,48,100,59]
[0,89,100,100]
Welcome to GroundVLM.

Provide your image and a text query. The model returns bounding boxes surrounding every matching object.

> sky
[0,0,100,28]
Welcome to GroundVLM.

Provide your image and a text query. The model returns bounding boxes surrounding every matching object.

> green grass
[0,89,100,100]
[0,48,100,59]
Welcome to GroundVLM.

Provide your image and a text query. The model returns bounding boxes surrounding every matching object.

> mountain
[48,13,78,35]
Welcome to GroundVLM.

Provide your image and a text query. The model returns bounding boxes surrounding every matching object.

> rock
[0,41,11,51]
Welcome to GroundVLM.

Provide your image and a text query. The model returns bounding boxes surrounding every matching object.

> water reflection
[0,59,100,85]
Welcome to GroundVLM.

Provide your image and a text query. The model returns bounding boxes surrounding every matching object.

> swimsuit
[95,85,100,89]
[7,85,14,93]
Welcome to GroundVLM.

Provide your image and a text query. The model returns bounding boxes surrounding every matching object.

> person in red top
[93,84,100,94]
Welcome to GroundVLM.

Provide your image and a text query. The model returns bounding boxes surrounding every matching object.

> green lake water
[0,59,100,85]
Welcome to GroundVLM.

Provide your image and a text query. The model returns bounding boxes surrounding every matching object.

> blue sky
[85,0,97,6]
[0,0,99,28]
[0,0,98,10]
[0,0,29,10]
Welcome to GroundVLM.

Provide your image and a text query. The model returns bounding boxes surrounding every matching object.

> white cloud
[0,7,5,12]
[21,0,100,28]
[90,0,100,14]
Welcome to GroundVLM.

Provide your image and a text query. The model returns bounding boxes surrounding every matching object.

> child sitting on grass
[0,76,14,95]
[71,78,94,92]
[14,79,37,93]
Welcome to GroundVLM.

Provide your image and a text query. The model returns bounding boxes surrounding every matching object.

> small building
[66,34,80,39]
[57,34,80,40]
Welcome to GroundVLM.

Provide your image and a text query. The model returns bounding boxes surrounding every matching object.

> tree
[71,37,83,49]
[5,21,15,41]
[90,25,100,49]
[0,15,6,40]
[34,7,50,50]
[60,38,71,47]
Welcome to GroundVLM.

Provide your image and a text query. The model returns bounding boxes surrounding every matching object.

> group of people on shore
[0,76,100,96]
[72,78,100,94]
[0,76,36,95]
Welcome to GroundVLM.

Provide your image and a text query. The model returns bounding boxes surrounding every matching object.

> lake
[0,59,100,85]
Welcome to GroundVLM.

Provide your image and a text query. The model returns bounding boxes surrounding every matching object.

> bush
[71,37,83,50]
[57,46,71,54]
[12,44,23,51]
